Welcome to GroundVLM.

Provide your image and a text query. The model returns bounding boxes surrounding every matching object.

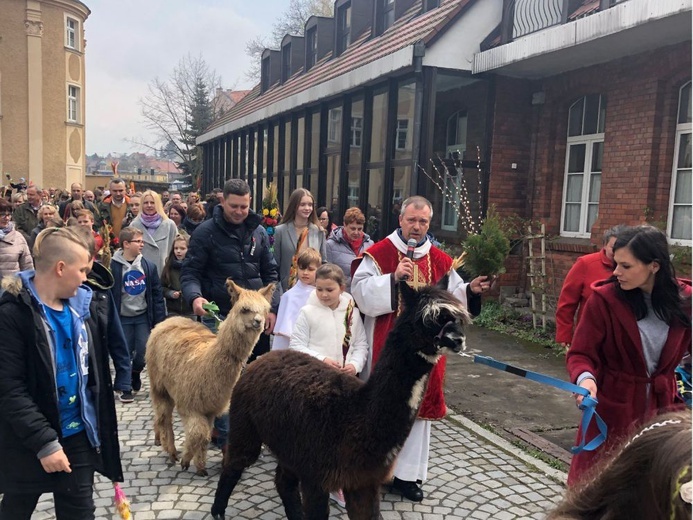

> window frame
[376,0,396,36]
[336,2,351,56]
[67,84,80,123]
[306,27,318,70]
[261,56,271,93]
[281,43,292,84]
[350,116,363,148]
[560,95,606,238]
[396,118,409,150]
[441,111,468,231]
[667,81,692,245]
[65,17,78,50]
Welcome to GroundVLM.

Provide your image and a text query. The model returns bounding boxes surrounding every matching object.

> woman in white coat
[273,188,326,291]
[130,190,178,275]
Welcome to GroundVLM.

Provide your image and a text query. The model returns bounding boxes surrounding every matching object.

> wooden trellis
[526,224,547,330]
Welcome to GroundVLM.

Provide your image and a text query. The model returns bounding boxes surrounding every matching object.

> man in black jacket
[181,179,281,447]
[0,227,123,519]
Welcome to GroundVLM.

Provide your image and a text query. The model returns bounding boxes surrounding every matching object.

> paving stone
[34,370,564,519]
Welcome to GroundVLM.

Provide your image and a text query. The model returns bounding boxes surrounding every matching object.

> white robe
[351,231,469,482]
[272,280,315,351]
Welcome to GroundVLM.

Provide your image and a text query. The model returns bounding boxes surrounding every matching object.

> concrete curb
[447,413,569,485]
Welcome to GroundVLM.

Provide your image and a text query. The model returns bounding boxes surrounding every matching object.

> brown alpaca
[211,279,470,519]
[145,279,275,476]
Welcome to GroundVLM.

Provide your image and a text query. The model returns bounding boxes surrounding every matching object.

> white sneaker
[330,489,346,508]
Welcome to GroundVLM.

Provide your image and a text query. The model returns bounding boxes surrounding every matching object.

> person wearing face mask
[273,188,327,292]
[351,195,488,503]
[326,207,374,293]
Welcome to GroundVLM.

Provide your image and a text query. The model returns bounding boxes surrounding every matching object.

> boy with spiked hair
[0,227,123,519]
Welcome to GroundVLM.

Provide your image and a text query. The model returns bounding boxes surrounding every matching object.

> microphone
[402,238,417,281]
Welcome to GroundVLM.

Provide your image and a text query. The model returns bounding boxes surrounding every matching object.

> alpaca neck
[359,326,436,447]
[211,312,260,372]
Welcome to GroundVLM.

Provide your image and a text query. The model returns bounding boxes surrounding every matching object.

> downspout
[411,41,426,194]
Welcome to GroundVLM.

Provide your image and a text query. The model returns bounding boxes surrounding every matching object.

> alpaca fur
[211,278,470,520]
[145,279,274,476]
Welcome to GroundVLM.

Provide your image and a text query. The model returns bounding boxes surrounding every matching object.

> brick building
[476,0,691,292]
[198,0,691,293]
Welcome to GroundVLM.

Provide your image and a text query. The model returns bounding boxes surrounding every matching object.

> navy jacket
[110,255,167,328]
[181,205,281,316]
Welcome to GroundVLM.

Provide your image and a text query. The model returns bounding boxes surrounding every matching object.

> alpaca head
[225,279,275,331]
[398,276,470,361]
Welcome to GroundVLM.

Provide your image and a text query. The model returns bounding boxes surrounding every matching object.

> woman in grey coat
[273,188,326,291]
[129,190,178,275]
[326,207,374,293]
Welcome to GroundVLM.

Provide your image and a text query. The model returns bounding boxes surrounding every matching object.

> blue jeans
[121,313,150,373]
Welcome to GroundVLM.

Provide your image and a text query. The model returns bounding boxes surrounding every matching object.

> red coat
[565,279,691,485]
[555,248,614,344]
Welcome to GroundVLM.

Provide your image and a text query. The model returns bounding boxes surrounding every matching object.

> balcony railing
[500,0,631,44]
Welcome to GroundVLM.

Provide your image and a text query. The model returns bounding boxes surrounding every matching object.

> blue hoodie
[17,270,101,451]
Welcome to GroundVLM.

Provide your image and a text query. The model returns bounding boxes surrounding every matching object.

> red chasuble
[363,238,453,419]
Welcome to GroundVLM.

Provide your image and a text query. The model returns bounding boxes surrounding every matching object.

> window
[423,0,440,11]
[561,94,606,237]
[281,44,292,83]
[350,117,362,147]
[66,18,77,49]
[336,3,351,56]
[306,27,318,70]
[396,119,409,150]
[668,82,692,243]
[67,85,79,122]
[261,56,270,93]
[328,108,342,143]
[376,0,395,35]
[442,111,468,231]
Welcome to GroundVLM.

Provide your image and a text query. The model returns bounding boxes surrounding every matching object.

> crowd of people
[0,176,689,519]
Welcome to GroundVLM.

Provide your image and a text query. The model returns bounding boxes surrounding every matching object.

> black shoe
[392,477,424,502]
[119,391,134,403]
[132,371,142,393]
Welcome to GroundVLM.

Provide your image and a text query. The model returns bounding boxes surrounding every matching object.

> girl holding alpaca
[289,263,368,376]
[160,234,193,317]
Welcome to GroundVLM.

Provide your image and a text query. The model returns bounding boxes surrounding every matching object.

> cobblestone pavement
[34,372,565,519]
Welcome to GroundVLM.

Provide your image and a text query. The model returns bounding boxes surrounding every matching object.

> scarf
[0,222,14,240]
[139,212,162,230]
[344,232,364,256]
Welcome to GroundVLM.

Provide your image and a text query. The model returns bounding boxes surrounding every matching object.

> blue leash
[473,355,607,454]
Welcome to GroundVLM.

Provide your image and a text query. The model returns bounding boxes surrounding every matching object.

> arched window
[668,82,692,244]
[441,111,468,231]
[561,94,606,237]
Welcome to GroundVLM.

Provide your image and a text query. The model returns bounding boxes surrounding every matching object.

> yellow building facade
[0,0,90,190]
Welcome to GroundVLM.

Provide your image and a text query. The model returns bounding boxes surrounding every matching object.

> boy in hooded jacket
[110,226,166,394]
[0,226,123,519]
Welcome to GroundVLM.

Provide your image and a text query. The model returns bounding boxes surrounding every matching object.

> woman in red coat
[566,225,691,486]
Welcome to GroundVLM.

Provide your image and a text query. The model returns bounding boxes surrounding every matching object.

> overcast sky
[85,0,286,156]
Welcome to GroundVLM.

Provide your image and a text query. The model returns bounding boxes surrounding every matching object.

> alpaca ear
[260,283,276,304]
[436,273,450,290]
[398,280,418,309]
[226,279,242,307]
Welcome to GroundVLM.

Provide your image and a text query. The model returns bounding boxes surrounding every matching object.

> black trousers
[0,431,98,520]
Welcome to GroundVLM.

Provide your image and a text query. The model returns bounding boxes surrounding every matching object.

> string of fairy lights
[418,145,484,235]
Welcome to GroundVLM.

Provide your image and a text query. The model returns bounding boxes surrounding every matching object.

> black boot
[131,371,142,393]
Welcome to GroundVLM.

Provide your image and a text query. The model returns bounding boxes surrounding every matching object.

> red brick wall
[489,42,691,295]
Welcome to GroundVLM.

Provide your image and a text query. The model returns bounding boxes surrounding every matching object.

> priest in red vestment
[352,196,488,502]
